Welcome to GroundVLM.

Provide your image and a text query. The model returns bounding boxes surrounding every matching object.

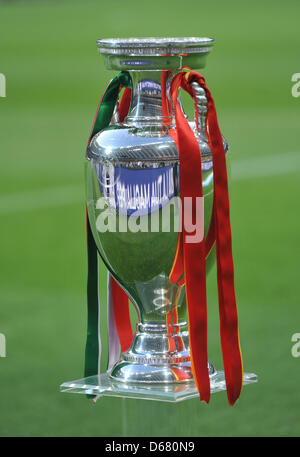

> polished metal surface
[97,37,214,70]
[87,75,228,166]
[97,37,214,56]
[86,41,227,384]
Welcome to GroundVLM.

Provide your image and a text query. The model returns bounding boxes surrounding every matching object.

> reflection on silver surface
[97,37,214,56]
[97,37,215,71]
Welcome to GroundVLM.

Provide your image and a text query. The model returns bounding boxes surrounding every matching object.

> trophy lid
[97,37,214,71]
[97,37,214,56]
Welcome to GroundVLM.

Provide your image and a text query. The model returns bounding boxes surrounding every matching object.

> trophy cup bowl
[86,37,225,385]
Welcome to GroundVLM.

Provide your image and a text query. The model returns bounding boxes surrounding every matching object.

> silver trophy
[61,38,257,401]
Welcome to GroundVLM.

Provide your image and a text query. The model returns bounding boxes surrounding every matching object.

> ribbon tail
[206,92,243,406]
[84,210,101,400]
[107,273,121,370]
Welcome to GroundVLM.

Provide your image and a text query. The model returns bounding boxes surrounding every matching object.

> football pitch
[0,0,299,436]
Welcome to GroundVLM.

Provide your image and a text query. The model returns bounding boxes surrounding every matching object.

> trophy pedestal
[60,371,257,402]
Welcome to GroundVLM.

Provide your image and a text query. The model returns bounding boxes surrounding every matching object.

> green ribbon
[90,71,131,139]
[84,71,131,391]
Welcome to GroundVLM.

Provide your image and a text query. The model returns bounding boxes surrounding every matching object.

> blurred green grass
[0,0,299,436]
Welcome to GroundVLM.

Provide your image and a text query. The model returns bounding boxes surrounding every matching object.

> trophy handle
[191,80,229,156]
[190,81,207,140]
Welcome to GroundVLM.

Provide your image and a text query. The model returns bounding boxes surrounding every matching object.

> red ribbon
[118,87,132,123]
[169,71,243,405]
[111,277,133,353]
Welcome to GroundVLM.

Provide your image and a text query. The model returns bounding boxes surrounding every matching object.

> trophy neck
[137,320,189,335]
[125,70,175,127]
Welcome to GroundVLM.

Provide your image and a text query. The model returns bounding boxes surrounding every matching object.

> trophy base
[109,360,215,383]
[60,370,257,403]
